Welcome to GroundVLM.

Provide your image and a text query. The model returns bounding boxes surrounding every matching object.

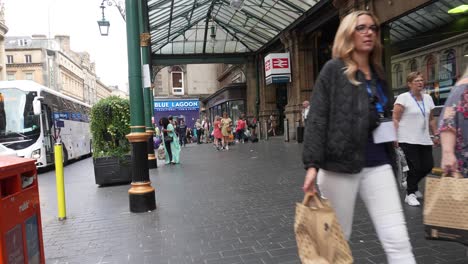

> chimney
[54,35,70,51]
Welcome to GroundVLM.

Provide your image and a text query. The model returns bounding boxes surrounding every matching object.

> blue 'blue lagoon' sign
[154,99,199,112]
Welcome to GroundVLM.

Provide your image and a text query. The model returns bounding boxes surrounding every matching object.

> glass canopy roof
[147,0,319,55]
[388,0,467,43]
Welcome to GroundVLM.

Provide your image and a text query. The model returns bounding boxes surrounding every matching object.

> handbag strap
[302,192,324,208]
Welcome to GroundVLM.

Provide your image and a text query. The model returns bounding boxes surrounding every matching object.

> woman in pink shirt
[213,116,223,150]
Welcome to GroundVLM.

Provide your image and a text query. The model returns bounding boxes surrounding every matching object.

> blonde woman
[220,112,232,150]
[302,11,415,263]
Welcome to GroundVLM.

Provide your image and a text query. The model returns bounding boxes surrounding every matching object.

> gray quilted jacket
[302,59,394,173]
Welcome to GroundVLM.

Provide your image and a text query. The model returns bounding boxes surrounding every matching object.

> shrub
[90,96,131,158]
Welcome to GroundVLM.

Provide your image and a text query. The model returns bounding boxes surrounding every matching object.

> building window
[25,72,33,81]
[25,55,32,63]
[6,55,13,64]
[393,64,403,89]
[426,55,436,83]
[7,73,15,81]
[439,49,456,82]
[171,66,184,95]
[409,59,418,72]
[18,39,28,46]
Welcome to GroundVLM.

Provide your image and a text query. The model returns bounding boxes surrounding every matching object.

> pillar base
[148,159,157,169]
[129,182,156,213]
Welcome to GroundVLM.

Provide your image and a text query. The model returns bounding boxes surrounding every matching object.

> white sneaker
[415,190,423,199]
[405,194,420,206]
[226,145,229,150]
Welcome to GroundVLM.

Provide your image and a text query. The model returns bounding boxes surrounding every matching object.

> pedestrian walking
[177,119,187,147]
[302,11,415,264]
[195,119,202,144]
[301,100,310,126]
[186,127,193,144]
[268,114,277,136]
[161,116,180,165]
[202,117,210,143]
[213,116,223,150]
[235,114,247,143]
[393,72,439,206]
[221,112,232,150]
[439,67,468,177]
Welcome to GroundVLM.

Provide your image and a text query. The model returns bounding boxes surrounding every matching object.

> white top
[394,92,435,145]
[302,107,310,121]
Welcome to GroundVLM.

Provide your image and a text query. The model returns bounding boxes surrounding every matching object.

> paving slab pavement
[37,138,468,264]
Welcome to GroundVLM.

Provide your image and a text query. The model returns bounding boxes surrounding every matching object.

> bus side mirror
[33,99,42,115]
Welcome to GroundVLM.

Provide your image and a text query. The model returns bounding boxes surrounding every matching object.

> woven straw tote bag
[294,193,353,264]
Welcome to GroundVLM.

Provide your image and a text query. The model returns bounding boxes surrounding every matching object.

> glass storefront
[209,100,245,125]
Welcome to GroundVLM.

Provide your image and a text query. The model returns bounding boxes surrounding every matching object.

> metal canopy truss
[147,0,319,56]
[388,0,467,43]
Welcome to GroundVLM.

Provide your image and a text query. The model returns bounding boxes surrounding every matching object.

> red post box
[0,157,45,264]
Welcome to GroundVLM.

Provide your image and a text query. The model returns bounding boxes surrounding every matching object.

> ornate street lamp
[97,2,110,36]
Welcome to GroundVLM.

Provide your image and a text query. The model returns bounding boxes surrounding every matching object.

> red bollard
[0,157,45,264]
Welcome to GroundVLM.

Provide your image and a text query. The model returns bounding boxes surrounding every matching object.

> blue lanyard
[366,81,386,113]
[410,92,425,118]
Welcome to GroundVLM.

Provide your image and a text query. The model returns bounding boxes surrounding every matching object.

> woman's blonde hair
[332,10,384,85]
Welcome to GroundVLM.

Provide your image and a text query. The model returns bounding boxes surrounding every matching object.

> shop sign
[266,75,292,85]
[264,53,291,85]
[154,99,200,112]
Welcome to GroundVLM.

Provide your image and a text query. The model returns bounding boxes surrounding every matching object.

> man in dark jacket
[177,120,187,147]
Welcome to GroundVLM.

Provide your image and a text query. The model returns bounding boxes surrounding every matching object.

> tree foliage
[90,96,131,158]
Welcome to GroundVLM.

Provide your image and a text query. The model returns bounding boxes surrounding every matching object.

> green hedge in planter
[90,96,131,159]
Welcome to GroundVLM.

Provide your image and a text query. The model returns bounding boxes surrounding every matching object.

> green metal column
[138,0,157,169]
[125,0,156,213]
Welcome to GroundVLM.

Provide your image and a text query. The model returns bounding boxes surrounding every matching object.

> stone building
[108,85,128,99]
[153,64,219,98]
[0,3,8,80]
[5,35,112,105]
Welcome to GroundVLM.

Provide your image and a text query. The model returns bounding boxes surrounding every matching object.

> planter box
[93,155,132,186]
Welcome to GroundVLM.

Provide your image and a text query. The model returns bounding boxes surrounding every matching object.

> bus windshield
[0,88,40,146]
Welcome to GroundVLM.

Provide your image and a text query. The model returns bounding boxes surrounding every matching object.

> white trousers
[317,164,416,264]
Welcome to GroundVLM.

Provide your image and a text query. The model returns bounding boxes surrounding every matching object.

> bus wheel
[62,145,69,165]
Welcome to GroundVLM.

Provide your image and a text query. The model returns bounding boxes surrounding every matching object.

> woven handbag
[424,172,468,246]
[294,193,353,264]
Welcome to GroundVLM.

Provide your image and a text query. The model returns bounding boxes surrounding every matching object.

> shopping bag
[157,145,165,160]
[395,147,409,189]
[423,172,468,246]
[294,193,353,264]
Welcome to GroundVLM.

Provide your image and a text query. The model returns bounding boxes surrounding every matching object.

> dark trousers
[197,129,202,144]
[236,130,245,141]
[164,140,173,162]
[399,143,433,195]
[179,135,186,146]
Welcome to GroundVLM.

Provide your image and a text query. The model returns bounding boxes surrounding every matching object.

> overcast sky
[3,0,129,91]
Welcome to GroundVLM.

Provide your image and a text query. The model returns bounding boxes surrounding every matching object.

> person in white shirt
[393,72,439,207]
[301,100,310,126]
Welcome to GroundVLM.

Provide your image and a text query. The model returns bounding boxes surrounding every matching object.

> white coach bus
[0,80,91,167]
